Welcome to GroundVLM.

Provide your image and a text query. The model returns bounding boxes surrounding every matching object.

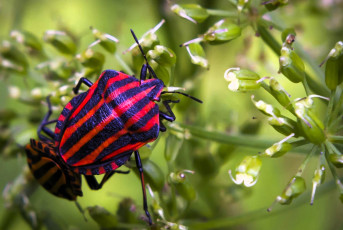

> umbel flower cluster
[225,37,343,208]
[172,1,343,210]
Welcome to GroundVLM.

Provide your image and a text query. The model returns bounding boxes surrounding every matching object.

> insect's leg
[85,170,130,190]
[38,96,57,141]
[134,151,152,225]
[159,117,167,132]
[73,77,93,94]
[159,99,180,122]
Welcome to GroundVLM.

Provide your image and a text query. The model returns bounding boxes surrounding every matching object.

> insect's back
[25,139,82,200]
[55,70,164,175]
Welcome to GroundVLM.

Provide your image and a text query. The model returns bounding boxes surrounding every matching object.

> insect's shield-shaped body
[54,70,164,175]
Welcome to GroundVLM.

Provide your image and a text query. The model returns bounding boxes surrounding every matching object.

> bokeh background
[1,0,343,229]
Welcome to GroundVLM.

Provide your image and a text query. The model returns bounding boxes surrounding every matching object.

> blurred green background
[1,0,343,229]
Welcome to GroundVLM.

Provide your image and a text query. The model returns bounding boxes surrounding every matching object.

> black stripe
[128,104,159,132]
[42,168,63,190]
[33,161,56,179]
[55,93,86,142]
[57,184,74,200]
[74,152,132,175]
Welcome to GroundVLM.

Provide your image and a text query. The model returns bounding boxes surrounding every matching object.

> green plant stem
[114,53,134,75]
[328,135,343,144]
[168,122,310,153]
[326,88,336,128]
[296,145,315,176]
[186,176,338,230]
[302,76,311,96]
[290,139,309,148]
[206,9,237,17]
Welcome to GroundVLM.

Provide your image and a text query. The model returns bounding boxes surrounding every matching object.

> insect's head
[130,30,202,104]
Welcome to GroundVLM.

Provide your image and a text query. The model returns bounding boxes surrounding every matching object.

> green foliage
[1,0,343,230]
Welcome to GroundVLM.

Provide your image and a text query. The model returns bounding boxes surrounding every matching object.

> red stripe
[137,113,159,132]
[103,73,131,97]
[60,100,104,148]
[60,81,140,149]
[104,81,139,103]
[101,141,147,161]
[61,113,115,162]
[58,114,65,122]
[69,84,97,120]
[61,82,157,165]
[65,102,73,111]
[125,100,156,129]
[111,162,118,170]
[98,166,105,174]
[71,129,126,166]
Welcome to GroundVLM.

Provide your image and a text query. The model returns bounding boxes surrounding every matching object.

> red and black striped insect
[26,29,202,225]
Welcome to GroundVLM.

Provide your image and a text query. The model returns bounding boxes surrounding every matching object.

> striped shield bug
[26,29,202,225]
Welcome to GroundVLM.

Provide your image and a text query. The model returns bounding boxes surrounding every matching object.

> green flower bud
[169,170,196,201]
[127,20,165,55]
[251,95,281,118]
[229,155,262,187]
[171,4,209,23]
[186,43,209,69]
[76,49,105,69]
[149,60,170,85]
[262,134,294,157]
[279,46,305,83]
[281,28,296,44]
[295,98,326,144]
[274,176,306,205]
[203,19,241,45]
[10,30,42,51]
[147,45,176,67]
[0,57,26,73]
[137,145,152,160]
[328,154,343,168]
[269,78,294,112]
[268,116,299,137]
[116,198,139,224]
[224,68,261,92]
[91,28,118,53]
[43,30,76,55]
[37,59,72,80]
[8,86,21,99]
[263,0,288,11]
[169,170,194,184]
[175,182,196,202]
[30,87,50,100]
[324,41,343,90]
[310,165,325,205]
[0,40,29,72]
[88,206,118,228]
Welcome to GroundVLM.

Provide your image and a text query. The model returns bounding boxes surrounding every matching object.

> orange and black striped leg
[134,150,152,225]
[73,77,93,94]
[85,170,130,190]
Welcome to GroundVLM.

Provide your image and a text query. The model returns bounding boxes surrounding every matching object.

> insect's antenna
[130,29,149,64]
[161,91,203,103]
